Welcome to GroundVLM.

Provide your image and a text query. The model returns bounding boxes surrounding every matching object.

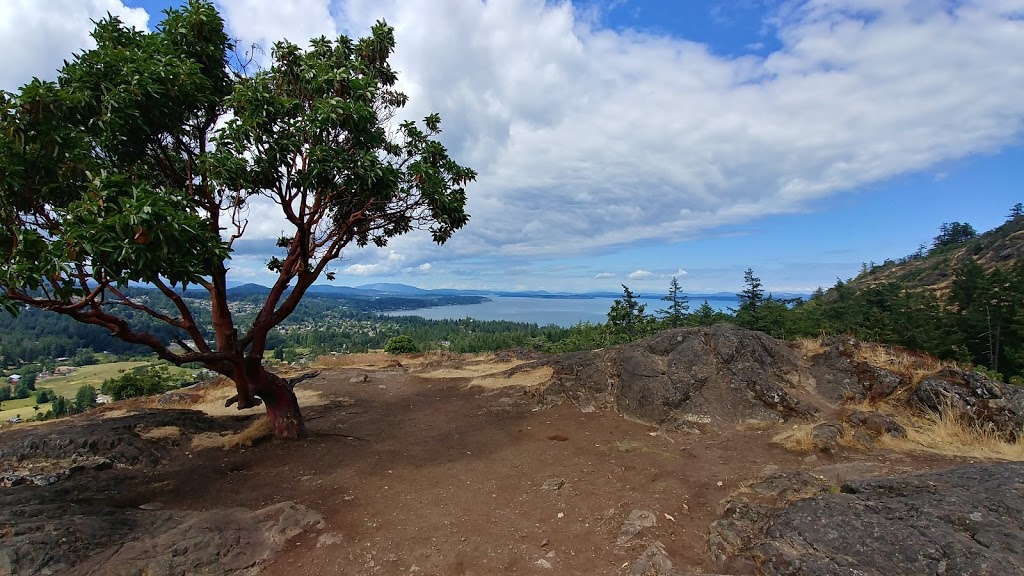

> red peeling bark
[227,358,306,439]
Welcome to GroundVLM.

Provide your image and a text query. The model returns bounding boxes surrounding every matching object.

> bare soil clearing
[125,368,970,572]
[0,337,1008,575]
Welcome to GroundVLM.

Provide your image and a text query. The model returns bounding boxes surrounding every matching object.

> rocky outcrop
[541,327,1024,439]
[712,463,1024,576]
[0,471,325,576]
[0,409,243,468]
[914,368,1024,440]
[844,409,906,439]
[808,337,1024,440]
[809,422,842,453]
[0,410,324,575]
[541,325,816,426]
[807,337,906,403]
[71,501,325,576]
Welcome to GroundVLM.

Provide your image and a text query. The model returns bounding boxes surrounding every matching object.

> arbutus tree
[0,1,475,438]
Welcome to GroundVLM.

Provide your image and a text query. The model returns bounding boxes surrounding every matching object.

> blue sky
[3,0,1022,294]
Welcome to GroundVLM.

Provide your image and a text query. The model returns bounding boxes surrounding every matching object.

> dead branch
[286,370,322,390]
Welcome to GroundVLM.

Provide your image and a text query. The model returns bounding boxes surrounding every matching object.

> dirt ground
[119,361,968,576]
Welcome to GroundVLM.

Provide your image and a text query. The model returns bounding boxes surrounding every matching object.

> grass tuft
[774,405,1024,462]
[190,417,274,451]
[793,335,827,358]
[771,424,819,453]
[880,405,1024,461]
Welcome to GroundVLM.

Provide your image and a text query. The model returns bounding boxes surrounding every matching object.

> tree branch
[152,276,211,353]
[4,290,236,366]
[105,285,188,329]
[286,370,320,390]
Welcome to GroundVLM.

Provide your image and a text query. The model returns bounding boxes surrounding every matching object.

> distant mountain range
[222,281,807,301]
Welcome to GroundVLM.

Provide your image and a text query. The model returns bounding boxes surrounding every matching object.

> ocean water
[383,295,739,328]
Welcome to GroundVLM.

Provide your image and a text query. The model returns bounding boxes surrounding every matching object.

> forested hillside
[852,204,1024,292]
[799,207,1024,381]
[706,208,1024,382]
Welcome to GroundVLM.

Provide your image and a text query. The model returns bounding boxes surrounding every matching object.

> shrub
[49,395,70,418]
[71,349,98,367]
[75,385,98,412]
[384,335,418,355]
[100,365,183,401]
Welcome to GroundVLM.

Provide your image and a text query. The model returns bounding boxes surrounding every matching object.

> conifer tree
[607,284,651,343]
[659,276,689,328]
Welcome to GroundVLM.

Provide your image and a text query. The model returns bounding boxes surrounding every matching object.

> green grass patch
[36,361,195,398]
[0,402,49,423]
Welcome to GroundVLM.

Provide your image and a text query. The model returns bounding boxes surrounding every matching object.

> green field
[0,360,196,424]
[0,401,50,423]
[36,361,153,398]
[37,361,196,397]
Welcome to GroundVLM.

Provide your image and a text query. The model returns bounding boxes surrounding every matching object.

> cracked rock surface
[714,463,1024,576]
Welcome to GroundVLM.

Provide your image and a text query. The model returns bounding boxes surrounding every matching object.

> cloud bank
[323,0,1024,281]
[4,0,1024,290]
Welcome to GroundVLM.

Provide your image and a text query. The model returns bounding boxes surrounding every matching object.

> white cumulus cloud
[1,0,149,91]
[322,0,1024,269]
[9,0,1024,289]
[342,251,406,276]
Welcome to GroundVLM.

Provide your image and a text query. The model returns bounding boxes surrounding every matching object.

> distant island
[223,281,799,303]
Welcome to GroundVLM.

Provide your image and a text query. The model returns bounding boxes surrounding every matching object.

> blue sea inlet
[383,295,740,328]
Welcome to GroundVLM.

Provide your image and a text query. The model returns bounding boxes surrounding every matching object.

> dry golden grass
[880,407,1024,461]
[793,336,827,358]
[99,408,136,419]
[774,405,1024,462]
[139,425,182,440]
[190,417,274,451]
[772,423,819,452]
[856,344,944,395]
[153,376,327,417]
[418,359,525,380]
[468,366,553,390]
[399,351,466,371]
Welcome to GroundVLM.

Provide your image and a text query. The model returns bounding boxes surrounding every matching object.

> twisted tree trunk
[225,358,307,439]
[255,368,306,440]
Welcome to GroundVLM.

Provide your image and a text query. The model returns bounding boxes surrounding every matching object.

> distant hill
[224,283,272,297]
[355,283,430,294]
[850,215,1024,293]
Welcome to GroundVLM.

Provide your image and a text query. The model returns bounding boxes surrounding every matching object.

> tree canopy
[932,221,977,249]
[0,1,475,438]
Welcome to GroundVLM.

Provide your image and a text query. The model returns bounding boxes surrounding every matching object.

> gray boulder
[542,325,816,425]
[844,409,906,439]
[809,422,842,453]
